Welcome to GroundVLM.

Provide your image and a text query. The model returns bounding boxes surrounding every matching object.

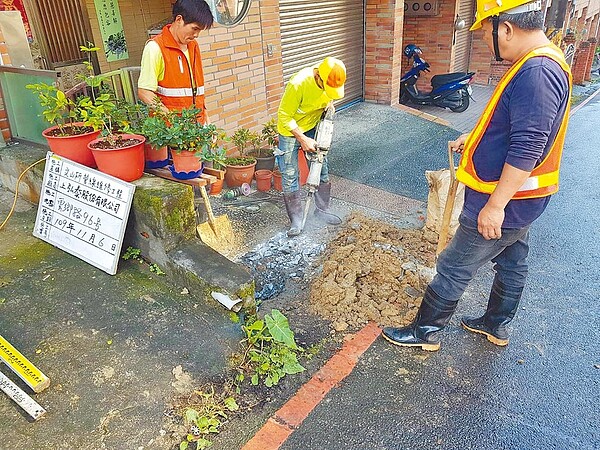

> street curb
[241,322,382,450]
[570,84,600,115]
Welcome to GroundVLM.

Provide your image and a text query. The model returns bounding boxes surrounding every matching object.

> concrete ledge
[0,141,254,309]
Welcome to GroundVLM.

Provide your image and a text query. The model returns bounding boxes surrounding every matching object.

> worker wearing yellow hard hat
[382,0,573,351]
[471,0,542,60]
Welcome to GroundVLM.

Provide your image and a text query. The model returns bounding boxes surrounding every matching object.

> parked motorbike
[400,44,475,112]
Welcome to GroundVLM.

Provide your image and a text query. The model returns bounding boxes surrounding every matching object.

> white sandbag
[424,168,465,237]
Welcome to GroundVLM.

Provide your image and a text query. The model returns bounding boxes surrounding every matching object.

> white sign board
[33,152,135,275]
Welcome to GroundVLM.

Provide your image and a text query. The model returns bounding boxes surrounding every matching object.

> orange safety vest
[153,25,206,124]
[456,44,572,199]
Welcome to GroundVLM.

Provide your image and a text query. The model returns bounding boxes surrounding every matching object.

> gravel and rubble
[239,209,438,333]
[309,212,437,332]
[240,231,327,300]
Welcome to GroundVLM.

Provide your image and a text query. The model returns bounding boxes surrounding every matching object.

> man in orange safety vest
[137,0,213,125]
[382,0,572,351]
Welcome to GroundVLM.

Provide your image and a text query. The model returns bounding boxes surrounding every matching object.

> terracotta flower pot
[42,123,100,167]
[88,133,146,182]
[272,170,283,191]
[171,149,202,174]
[225,161,257,188]
[210,177,225,195]
[144,143,169,168]
[255,169,272,192]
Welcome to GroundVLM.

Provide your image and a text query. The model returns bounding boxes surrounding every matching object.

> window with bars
[25,0,93,68]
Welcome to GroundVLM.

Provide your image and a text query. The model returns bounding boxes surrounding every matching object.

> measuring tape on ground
[0,334,50,393]
[0,369,46,420]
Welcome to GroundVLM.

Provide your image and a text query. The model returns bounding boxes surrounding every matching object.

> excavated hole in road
[241,211,437,332]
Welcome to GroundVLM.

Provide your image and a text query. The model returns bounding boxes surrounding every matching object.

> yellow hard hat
[470,0,542,30]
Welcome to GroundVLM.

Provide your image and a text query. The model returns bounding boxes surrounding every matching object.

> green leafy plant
[230,127,252,157]
[179,386,239,450]
[122,246,141,260]
[233,309,305,390]
[161,106,213,155]
[261,118,278,148]
[149,263,165,275]
[201,125,229,170]
[122,247,165,275]
[141,111,171,149]
[25,82,88,136]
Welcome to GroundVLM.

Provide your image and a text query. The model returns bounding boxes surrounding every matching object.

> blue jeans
[430,213,530,302]
[274,128,330,193]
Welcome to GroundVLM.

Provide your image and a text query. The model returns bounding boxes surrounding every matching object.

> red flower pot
[42,123,99,167]
[272,170,283,191]
[144,143,169,167]
[171,149,202,173]
[88,134,146,182]
[210,177,225,195]
[255,169,272,192]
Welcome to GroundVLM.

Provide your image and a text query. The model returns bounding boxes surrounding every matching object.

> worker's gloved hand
[301,137,318,153]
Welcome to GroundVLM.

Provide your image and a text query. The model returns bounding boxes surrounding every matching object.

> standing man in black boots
[382,0,572,351]
[275,57,346,237]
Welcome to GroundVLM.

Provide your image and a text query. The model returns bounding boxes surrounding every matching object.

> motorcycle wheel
[450,90,469,112]
[399,88,411,105]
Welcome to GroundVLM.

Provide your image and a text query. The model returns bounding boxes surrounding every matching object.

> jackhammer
[300,103,335,231]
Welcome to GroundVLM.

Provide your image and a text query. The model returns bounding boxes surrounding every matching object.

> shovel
[194,184,236,252]
[436,142,459,257]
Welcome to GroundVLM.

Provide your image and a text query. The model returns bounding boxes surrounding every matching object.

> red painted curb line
[241,322,382,450]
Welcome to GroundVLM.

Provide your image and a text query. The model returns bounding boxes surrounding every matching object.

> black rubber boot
[382,287,458,351]
[283,190,304,237]
[462,278,523,346]
[314,182,342,225]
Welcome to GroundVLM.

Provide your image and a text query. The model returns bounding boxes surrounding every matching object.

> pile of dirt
[309,212,437,331]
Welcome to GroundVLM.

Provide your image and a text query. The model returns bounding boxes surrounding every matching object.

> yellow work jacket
[456,44,572,199]
[153,25,206,123]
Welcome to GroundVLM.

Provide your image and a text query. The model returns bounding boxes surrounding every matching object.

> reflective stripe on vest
[153,25,206,123]
[156,86,205,97]
[455,44,572,199]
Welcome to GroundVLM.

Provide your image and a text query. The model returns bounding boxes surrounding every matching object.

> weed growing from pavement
[232,309,306,390]
[174,309,307,449]
[178,385,239,450]
[121,246,165,275]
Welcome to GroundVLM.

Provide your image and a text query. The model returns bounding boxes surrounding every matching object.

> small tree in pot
[225,127,257,188]
[245,118,278,171]
[27,69,99,167]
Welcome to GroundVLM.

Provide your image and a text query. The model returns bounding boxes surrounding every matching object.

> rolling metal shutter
[279,0,365,106]
[452,0,475,72]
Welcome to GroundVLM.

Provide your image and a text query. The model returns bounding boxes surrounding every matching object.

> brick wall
[84,0,275,147]
[469,33,494,84]
[584,37,598,80]
[364,0,404,104]
[572,39,592,83]
[0,28,11,141]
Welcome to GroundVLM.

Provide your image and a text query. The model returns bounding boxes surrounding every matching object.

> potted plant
[140,105,170,169]
[201,125,228,194]
[225,127,257,188]
[246,118,278,172]
[161,106,212,178]
[63,44,145,182]
[27,76,99,167]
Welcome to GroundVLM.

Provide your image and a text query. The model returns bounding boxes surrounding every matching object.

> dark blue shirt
[462,56,570,228]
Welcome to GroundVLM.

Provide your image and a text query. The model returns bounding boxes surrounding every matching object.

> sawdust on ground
[309,212,437,332]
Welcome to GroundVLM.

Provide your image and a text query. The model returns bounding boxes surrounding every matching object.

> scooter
[400,44,475,112]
